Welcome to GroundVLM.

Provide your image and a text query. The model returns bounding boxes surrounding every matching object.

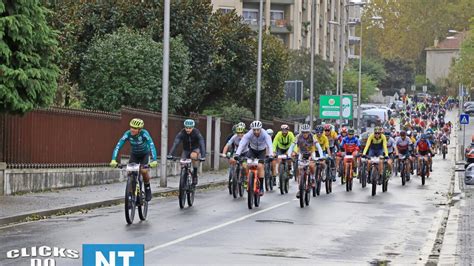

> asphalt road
[0,112,459,266]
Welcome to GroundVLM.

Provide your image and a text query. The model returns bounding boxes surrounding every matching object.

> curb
[0,180,227,226]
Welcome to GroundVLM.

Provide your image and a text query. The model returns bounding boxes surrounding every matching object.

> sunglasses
[324,129,330,132]
[374,132,381,135]
[185,127,194,129]
[131,127,140,130]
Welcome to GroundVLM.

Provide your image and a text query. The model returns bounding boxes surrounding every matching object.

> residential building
[425,32,467,86]
[210,0,361,65]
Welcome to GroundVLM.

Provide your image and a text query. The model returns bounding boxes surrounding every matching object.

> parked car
[360,104,378,111]
[362,108,389,123]
[465,163,474,185]
[463,101,474,108]
[361,114,381,127]
[465,107,474,116]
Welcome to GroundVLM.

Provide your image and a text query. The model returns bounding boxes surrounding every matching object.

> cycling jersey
[387,137,396,154]
[416,139,431,152]
[395,136,412,153]
[314,134,330,152]
[325,130,338,147]
[112,129,157,160]
[169,128,206,157]
[340,136,360,153]
[272,131,295,151]
[235,129,273,156]
[288,133,323,157]
[227,134,248,154]
[363,133,388,156]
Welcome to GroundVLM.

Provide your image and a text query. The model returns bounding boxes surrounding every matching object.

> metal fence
[0,107,295,168]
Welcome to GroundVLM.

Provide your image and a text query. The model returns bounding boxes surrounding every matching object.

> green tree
[350,58,386,85]
[342,67,377,103]
[449,18,474,89]
[288,49,335,97]
[0,0,59,114]
[80,28,190,112]
[380,57,415,93]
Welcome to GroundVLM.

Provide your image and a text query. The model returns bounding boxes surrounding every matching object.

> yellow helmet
[129,118,144,129]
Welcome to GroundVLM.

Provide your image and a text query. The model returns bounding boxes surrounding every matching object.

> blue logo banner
[82,244,144,266]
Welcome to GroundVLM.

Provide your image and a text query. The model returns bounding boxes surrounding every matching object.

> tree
[342,67,377,103]
[0,0,59,114]
[449,18,474,89]
[288,49,335,97]
[380,57,415,94]
[80,28,190,112]
[350,58,386,85]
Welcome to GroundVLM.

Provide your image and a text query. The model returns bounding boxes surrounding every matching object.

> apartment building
[210,0,361,66]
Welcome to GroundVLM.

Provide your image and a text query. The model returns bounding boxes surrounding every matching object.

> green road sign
[319,95,353,119]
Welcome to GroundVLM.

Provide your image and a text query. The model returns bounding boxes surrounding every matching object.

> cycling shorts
[246,148,266,160]
[368,149,384,157]
[418,150,429,156]
[181,148,201,159]
[130,153,149,165]
[277,148,288,155]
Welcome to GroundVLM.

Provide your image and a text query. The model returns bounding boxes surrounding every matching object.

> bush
[80,28,190,112]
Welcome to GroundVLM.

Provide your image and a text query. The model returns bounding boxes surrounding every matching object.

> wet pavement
[0,112,460,265]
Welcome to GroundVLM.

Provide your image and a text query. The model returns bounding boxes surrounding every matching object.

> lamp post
[309,0,316,129]
[255,0,264,120]
[160,0,170,188]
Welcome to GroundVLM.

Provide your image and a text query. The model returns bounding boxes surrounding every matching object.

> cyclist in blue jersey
[110,118,158,201]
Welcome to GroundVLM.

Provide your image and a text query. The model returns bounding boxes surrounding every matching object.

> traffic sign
[422,85,427,92]
[319,95,353,120]
[411,85,416,91]
[460,114,469,125]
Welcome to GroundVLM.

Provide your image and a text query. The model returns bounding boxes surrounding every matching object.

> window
[218,7,234,14]
[243,9,259,25]
[270,10,285,26]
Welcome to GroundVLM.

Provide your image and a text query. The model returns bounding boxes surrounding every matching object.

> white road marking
[145,200,291,253]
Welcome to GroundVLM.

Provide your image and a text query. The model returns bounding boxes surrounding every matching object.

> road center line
[145,200,291,254]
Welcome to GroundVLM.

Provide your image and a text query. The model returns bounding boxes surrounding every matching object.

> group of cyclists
[108,95,453,206]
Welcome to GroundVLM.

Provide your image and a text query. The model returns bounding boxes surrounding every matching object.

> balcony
[348,35,361,45]
[348,54,360,60]
[247,19,293,34]
[243,0,294,4]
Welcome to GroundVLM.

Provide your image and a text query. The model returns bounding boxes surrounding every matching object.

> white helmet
[281,124,289,130]
[237,122,246,129]
[250,120,263,129]
[300,124,311,132]
[266,129,274,136]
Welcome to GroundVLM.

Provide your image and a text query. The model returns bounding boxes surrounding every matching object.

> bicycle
[441,142,448,160]
[324,157,333,194]
[313,157,325,196]
[398,154,411,186]
[367,156,388,196]
[243,157,263,209]
[297,159,312,208]
[277,154,291,195]
[337,153,344,185]
[264,157,274,192]
[417,154,430,186]
[168,156,203,209]
[222,154,245,199]
[343,154,356,192]
[120,163,148,224]
[359,156,368,188]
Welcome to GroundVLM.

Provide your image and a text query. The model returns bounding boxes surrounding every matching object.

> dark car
[465,164,474,185]
[361,114,381,127]
[464,106,474,116]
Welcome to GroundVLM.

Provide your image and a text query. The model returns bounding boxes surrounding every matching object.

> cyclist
[167,119,206,186]
[385,129,396,175]
[234,121,273,196]
[440,133,450,155]
[395,130,414,175]
[272,124,296,182]
[324,124,338,181]
[267,129,274,141]
[336,127,348,178]
[110,118,158,201]
[288,124,323,198]
[415,134,434,176]
[362,126,389,184]
[224,122,245,154]
[222,124,248,189]
[339,128,360,179]
[314,125,330,174]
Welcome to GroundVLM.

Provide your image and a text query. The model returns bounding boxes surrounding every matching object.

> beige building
[211,0,361,65]
[425,32,466,86]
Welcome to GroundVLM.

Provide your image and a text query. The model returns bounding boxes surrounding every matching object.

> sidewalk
[0,170,228,225]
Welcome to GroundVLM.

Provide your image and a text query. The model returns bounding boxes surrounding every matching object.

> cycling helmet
[281,124,289,130]
[340,127,348,134]
[300,124,311,132]
[374,126,383,133]
[130,118,144,129]
[250,120,263,129]
[348,128,355,135]
[266,129,274,136]
[184,119,195,128]
[324,124,332,131]
[231,124,237,133]
[315,125,324,134]
[400,130,407,136]
[237,122,246,129]
[426,128,434,135]
[421,134,427,139]
[235,125,245,133]
[384,129,391,136]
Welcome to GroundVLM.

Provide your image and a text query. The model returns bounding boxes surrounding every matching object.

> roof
[426,31,468,51]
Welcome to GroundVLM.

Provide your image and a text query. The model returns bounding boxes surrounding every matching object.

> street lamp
[309,0,316,129]
[255,0,264,120]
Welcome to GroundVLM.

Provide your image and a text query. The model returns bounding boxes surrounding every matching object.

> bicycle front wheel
[178,169,187,209]
[248,173,255,209]
[124,178,136,224]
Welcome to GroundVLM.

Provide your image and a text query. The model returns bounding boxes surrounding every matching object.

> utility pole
[309,0,316,129]
[160,0,170,188]
[255,0,264,120]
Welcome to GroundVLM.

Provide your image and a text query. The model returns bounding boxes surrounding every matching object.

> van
[362,108,389,123]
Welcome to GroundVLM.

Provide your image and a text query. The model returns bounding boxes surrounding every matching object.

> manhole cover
[255,219,294,224]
